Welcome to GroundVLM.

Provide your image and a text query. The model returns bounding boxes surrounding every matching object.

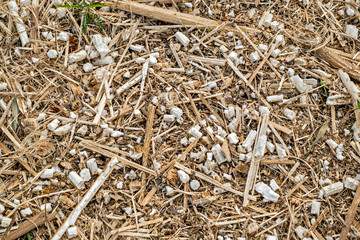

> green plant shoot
[56,0,108,34]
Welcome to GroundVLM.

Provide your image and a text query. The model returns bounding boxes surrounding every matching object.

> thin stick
[51,158,119,240]
[339,184,360,240]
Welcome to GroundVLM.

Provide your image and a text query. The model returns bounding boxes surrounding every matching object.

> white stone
[178,170,190,183]
[47,49,58,59]
[295,226,308,239]
[271,21,280,30]
[68,171,85,190]
[343,177,359,190]
[1,217,12,227]
[116,181,123,189]
[255,135,267,158]
[80,168,91,182]
[290,75,310,93]
[323,182,343,196]
[66,226,78,239]
[188,125,202,138]
[212,144,226,164]
[92,34,110,58]
[124,206,132,215]
[255,182,280,202]
[57,8,66,19]
[111,130,123,138]
[69,149,76,156]
[87,158,98,175]
[223,173,232,181]
[224,106,235,120]
[184,2,193,8]
[76,125,88,136]
[171,107,183,119]
[284,108,296,120]
[250,51,260,62]
[40,203,52,212]
[242,130,257,151]
[8,1,29,46]
[20,208,32,217]
[69,50,87,63]
[175,32,190,47]
[81,62,93,72]
[270,179,280,191]
[123,71,131,78]
[228,133,239,144]
[266,141,275,153]
[311,200,321,215]
[180,137,188,146]
[0,204,4,213]
[40,169,54,179]
[93,56,114,66]
[266,94,283,102]
[164,114,176,122]
[346,25,358,39]
[346,7,355,16]
[130,44,145,52]
[53,123,72,135]
[271,49,280,57]
[228,10,235,18]
[47,119,60,130]
[263,12,273,28]
[190,180,200,190]
[266,236,278,240]
[220,45,228,53]
[288,68,295,76]
[165,186,174,196]
[325,139,338,150]
[0,82,8,90]
[42,31,54,41]
[228,51,238,62]
[258,44,268,52]
[58,31,69,41]
[294,174,304,183]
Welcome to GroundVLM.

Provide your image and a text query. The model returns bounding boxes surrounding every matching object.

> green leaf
[357,99,360,109]
[27,232,32,240]
[90,12,104,31]
[81,13,89,34]
[87,3,109,10]
[55,4,83,9]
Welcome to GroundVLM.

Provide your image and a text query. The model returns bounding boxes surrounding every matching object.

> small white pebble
[116,181,123,189]
[80,168,91,182]
[58,31,69,41]
[83,63,93,72]
[177,170,190,183]
[0,204,4,213]
[175,32,190,47]
[68,171,85,190]
[40,203,52,212]
[190,180,200,190]
[20,208,32,217]
[40,169,55,179]
[250,51,260,62]
[311,200,321,215]
[165,186,175,196]
[47,119,60,130]
[66,226,78,239]
[69,149,76,156]
[47,49,58,59]
[270,179,280,191]
[1,217,12,227]
[228,133,239,144]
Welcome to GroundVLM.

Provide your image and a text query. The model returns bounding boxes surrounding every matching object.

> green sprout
[357,99,360,110]
[56,0,108,34]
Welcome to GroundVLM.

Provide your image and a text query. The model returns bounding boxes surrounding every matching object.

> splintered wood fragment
[170,43,184,68]
[200,95,225,127]
[0,142,37,177]
[79,141,156,176]
[188,56,226,66]
[305,207,329,238]
[190,22,227,53]
[316,47,360,82]
[174,163,256,200]
[183,84,202,125]
[243,114,269,206]
[106,1,258,34]
[340,184,360,240]
[111,218,164,235]
[51,158,119,240]
[141,105,155,199]
[141,186,158,206]
[93,95,106,124]
[285,176,308,198]
[226,57,272,109]
[260,159,295,165]
[247,41,281,85]
[159,138,199,175]
[1,211,57,240]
